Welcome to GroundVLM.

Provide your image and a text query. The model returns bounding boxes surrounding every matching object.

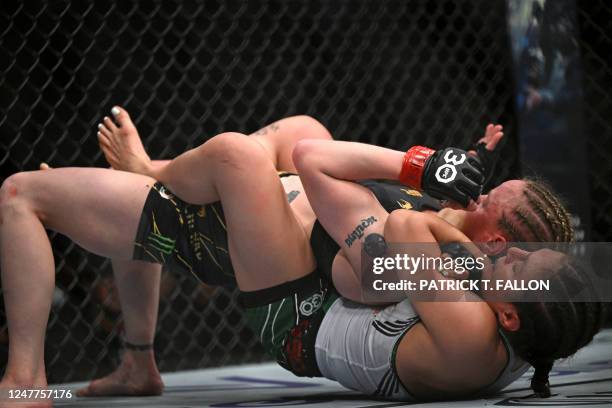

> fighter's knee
[209,132,270,168]
[0,173,32,221]
[1,173,25,202]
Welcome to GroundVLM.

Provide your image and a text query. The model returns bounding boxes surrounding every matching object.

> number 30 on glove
[398,145,484,207]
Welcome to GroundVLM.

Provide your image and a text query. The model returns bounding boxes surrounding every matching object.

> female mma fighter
[89,108,602,401]
[79,111,505,396]
[0,109,596,407]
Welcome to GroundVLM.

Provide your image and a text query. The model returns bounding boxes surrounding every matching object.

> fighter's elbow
[292,139,323,174]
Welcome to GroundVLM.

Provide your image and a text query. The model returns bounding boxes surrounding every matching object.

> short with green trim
[240,273,339,377]
[133,182,236,287]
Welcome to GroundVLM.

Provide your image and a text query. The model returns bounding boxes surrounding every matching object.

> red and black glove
[399,146,484,207]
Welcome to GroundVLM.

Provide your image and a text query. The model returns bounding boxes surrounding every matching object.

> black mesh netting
[578,1,612,242]
[0,0,577,383]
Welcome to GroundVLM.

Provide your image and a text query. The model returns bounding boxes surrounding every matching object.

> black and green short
[133,182,236,287]
[240,273,339,377]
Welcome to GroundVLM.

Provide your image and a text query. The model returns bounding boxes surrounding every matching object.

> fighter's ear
[481,235,507,256]
[492,302,520,332]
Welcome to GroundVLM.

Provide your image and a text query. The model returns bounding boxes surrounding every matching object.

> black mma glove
[399,146,484,207]
[423,147,484,207]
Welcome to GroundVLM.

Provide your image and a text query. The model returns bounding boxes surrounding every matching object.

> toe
[103,116,118,132]
[98,123,112,138]
[97,131,111,147]
[98,133,119,160]
[111,106,134,129]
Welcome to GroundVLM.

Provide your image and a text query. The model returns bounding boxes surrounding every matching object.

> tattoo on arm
[286,190,300,203]
[364,233,387,257]
[345,216,378,247]
[254,122,280,135]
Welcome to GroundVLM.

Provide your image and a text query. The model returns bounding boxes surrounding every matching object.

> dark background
[0,1,609,383]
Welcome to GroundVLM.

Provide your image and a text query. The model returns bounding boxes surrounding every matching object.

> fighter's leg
[147,132,314,290]
[36,164,164,397]
[76,259,164,397]
[248,115,333,172]
[98,107,333,175]
[0,168,155,389]
[112,259,161,349]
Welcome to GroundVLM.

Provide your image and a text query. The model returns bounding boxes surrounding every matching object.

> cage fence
[578,0,612,243]
[0,0,608,383]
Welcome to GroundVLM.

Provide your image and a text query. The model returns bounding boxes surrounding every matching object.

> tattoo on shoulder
[345,216,378,247]
[255,122,280,135]
[286,190,300,203]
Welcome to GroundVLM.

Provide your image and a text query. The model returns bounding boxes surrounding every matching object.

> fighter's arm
[293,139,485,302]
[384,210,503,398]
[293,139,400,282]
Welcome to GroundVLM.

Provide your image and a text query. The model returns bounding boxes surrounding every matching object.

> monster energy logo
[147,232,176,255]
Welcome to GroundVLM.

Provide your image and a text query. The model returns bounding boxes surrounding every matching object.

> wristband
[398,145,436,189]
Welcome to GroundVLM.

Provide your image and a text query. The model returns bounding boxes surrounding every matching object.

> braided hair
[498,179,574,243]
[502,259,606,398]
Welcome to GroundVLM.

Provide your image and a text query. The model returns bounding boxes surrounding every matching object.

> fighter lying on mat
[0,109,603,406]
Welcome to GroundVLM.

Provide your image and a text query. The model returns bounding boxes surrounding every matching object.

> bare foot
[97,106,153,175]
[76,350,163,397]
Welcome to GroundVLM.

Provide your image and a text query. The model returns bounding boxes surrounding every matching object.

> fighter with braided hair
[79,108,585,400]
[497,180,573,243]
[479,256,605,398]
[0,108,601,407]
[292,134,604,400]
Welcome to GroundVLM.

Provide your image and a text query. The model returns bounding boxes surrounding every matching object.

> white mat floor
[54,329,612,407]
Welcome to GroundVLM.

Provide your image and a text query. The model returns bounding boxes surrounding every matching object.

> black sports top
[309,180,441,279]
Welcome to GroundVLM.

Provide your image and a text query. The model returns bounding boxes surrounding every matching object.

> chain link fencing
[0,0,605,383]
[578,1,612,243]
